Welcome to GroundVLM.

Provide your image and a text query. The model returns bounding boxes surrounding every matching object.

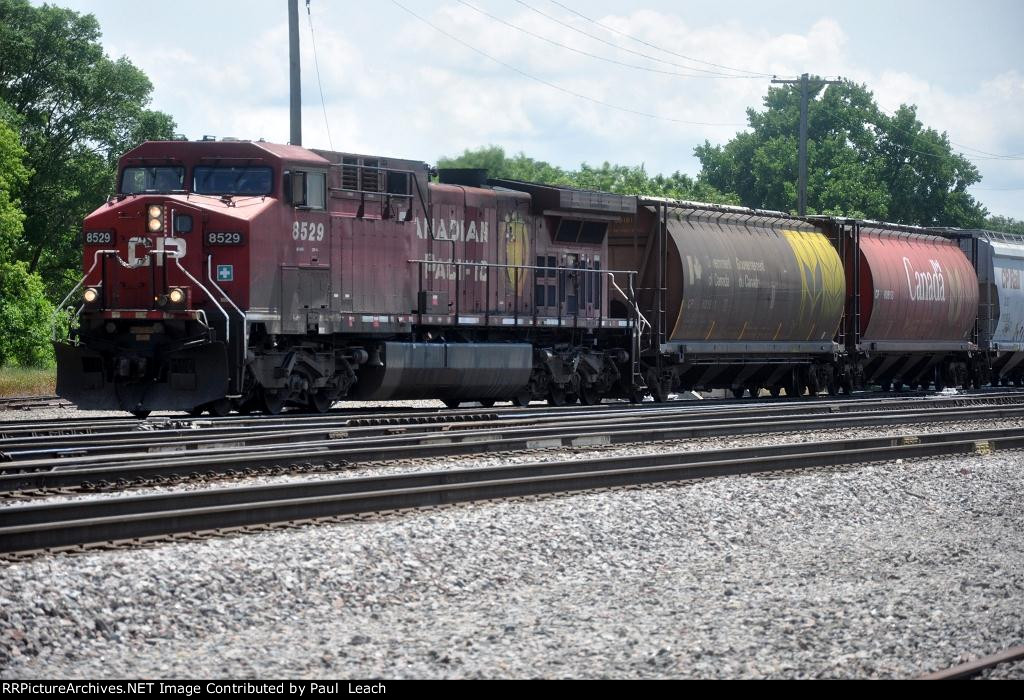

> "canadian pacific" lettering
[415,217,489,242]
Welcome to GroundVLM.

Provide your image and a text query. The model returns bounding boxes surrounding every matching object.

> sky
[47,0,1024,219]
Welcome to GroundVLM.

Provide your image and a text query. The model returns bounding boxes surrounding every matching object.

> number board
[206,231,245,246]
[83,230,113,245]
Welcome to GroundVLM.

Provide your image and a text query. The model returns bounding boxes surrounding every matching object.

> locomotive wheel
[880,382,892,392]
[262,390,287,415]
[746,385,761,399]
[443,399,462,409]
[579,386,602,406]
[310,391,334,414]
[548,387,567,406]
[478,399,496,408]
[208,399,231,417]
[826,381,839,396]
[1015,377,1024,388]
[187,406,205,417]
[131,409,151,420]
[730,387,745,399]
[627,384,646,404]
[769,386,782,398]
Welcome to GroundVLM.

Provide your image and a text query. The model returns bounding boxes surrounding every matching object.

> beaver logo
[504,212,529,296]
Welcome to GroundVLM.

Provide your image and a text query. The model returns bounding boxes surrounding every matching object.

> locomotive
[54,138,1024,416]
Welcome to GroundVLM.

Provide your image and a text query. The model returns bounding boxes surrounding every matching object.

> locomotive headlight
[168,287,185,304]
[83,287,99,303]
[147,204,164,232]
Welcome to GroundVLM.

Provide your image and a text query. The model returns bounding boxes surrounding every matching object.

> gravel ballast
[2,445,1023,678]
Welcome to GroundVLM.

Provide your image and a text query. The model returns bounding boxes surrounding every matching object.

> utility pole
[288,0,302,146]
[771,73,842,215]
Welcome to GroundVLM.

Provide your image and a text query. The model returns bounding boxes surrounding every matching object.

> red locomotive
[55,138,1024,416]
[57,139,638,416]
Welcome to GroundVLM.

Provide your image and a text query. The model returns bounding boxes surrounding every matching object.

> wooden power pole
[771,73,842,215]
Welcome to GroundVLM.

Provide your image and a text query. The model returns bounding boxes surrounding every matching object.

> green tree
[0,0,176,297]
[0,105,53,367]
[985,215,1024,236]
[438,145,735,204]
[695,79,986,226]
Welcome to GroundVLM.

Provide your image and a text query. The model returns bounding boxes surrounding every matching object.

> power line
[543,0,774,78]
[390,0,747,128]
[457,1,760,80]
[509,0,772,79]
[880,106,1024,161]
[306,0,334,150]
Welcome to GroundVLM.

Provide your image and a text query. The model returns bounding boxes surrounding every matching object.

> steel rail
[3,402,1024,495]
[919,645,1024,679]
[4,388,1022,439]
[1,427,1021,555]
[4,393,1023,459]
[4,392,1019,460]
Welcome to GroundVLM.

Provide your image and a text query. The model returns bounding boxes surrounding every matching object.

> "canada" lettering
[903,257,945,302]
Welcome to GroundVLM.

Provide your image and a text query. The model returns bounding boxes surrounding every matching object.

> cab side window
[286,170,327,209]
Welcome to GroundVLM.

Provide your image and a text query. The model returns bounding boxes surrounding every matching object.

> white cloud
[100,1,1023,217]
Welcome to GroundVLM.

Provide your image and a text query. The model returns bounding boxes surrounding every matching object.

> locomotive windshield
[120,166,185,194]
[193,166,273,196]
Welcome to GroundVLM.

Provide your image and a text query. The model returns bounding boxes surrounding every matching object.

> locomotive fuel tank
[853,229,978,349]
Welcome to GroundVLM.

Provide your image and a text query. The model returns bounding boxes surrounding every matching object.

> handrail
[173,255,230,343]
[207,254,246,349]
[50,249,123,341]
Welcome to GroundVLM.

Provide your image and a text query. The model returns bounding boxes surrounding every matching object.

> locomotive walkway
[1,422,1022,557]
[2,392,1023,495]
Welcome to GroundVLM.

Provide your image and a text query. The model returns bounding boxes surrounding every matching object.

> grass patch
[0,366,56,397]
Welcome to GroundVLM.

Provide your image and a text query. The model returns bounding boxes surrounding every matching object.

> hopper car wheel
[310,392,334,414]
[479,399,496,408]
[188,406,205,417]
[746,385,761,399]
[880,382,892,392]
[999,377,1010,387]
[1015,377,1024,388]
[132,409,151,419]
[730,387,745,399]
[443,399,462,409]
[512,391,532,407]
[769,386,782,398]
[646,372,669,403]
[785,377,804,399]
[262,389,287,415]
[548,387,568,407]
[827,381,839,396]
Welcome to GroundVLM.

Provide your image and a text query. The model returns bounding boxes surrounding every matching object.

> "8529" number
[206,232,244,245]
[292,221,325,241]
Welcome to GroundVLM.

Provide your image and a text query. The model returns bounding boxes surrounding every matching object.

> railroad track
[3,391,1016,459]
[1,425,1020,558]
[2,394,1023,496]
[2,387,1020,440]
[920,645,1024,679]
[0,395,71,412]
